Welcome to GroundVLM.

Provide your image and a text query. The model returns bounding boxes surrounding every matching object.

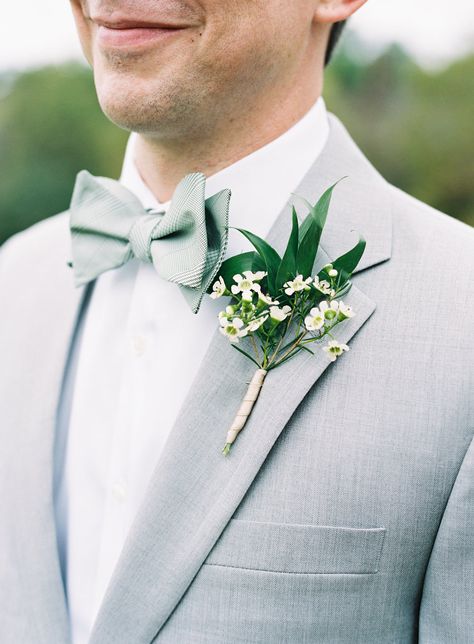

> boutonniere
[208,179,366,455]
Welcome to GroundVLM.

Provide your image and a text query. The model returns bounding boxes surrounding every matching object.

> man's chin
[93,63,208,137]
[96,88,181,136]
[93,71,161,131]
[97,96,153,133]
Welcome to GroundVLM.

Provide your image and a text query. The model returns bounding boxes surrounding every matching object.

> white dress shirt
[53,97,329,644]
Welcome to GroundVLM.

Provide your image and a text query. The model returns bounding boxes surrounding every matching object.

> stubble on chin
[93,59,214,140]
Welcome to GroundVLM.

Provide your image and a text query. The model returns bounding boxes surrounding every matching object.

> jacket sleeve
[418,433,474,642]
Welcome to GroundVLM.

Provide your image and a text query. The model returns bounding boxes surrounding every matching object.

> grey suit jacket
[1,114,473,644]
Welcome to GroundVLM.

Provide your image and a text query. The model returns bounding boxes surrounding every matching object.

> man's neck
[133,79,323,203]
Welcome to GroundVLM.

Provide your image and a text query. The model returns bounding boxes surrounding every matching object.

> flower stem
[250,334,261,363]
[266,325,287,367]
[266,302,296,367]
[271,329,309,368]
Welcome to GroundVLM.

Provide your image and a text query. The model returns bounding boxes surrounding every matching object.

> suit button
[132,335,146,356]
[111,482,127,503]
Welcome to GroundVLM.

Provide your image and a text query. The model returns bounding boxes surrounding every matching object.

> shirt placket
[92,261,146,618]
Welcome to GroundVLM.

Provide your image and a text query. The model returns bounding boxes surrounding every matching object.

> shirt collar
[119,96,329,257]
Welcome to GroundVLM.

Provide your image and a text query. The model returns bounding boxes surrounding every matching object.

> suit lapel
[8,224,89,644]
[89,114,392,644]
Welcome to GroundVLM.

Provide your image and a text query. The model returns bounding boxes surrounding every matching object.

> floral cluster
[209,178,366,454]
[211,264,354,370]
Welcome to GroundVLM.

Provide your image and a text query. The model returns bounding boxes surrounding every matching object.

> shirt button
[132,335,146,356]
[111,482,127,503]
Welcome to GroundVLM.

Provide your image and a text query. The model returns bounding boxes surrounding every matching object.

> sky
[1,0,473,71]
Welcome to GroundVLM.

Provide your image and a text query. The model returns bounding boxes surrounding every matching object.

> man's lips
[92,18,191,48]
[93,17,191,30]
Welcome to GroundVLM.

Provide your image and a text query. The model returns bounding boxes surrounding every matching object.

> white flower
[337,300,355,320]
[319,300,340,322]
[328,268,338,278]
[231,272,262,297]
[312,278,335,297]
[245,270,267,281]
[246,315,268,332]
[283,274,312,296]
[257,291,279,307]
[218,305,238,320]
[219,316,248,343]
[323,340,350,362]
[210,276,227,299]
[241,290,254,303]
[269,305,292,323]
[304,307,325,332]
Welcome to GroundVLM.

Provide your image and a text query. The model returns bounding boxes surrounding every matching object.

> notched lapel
[89,115,390,644]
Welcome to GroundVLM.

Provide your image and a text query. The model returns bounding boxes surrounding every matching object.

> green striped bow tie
[68,170,231,314]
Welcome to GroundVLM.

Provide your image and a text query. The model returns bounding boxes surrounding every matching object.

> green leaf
[275,207,299,289]
[231,344,261,368]
[209,251,265,293]
[334,281,352,298]
[269,347,302,370]
[331,234,366,285]
[232,227,281,294]
[295,178,346,277]
[296,217,322,279]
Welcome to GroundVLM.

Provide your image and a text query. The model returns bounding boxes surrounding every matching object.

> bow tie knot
[68,170,231,313]
[128,212,164,263]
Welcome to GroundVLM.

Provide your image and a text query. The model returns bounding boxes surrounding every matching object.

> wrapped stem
[222,368,267,455]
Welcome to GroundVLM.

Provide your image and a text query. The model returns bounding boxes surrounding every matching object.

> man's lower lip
[97,25,188,48]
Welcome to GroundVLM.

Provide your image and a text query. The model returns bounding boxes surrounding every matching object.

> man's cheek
[69,3,94,61]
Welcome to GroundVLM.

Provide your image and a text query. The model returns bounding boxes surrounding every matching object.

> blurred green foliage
[324,42,474,227]
[0,39,473,244]
[0,64,128,244]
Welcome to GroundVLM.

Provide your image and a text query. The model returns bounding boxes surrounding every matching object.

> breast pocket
[204,518,386,574]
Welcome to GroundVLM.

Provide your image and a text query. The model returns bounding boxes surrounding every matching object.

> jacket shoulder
[1,211,70,262]
[387,183,474,268]
[0,212,72,286]
[389,183,473,234]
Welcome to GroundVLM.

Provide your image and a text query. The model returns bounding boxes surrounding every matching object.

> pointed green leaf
[298,196,320,241]
[297,217,322,278]
[296,178,346,277]
[275,207,299,289]
[297,177,346,240]
[232,227,281,293]
[231,344,261,368]
[333,281,352,298]
[331,234,366,284]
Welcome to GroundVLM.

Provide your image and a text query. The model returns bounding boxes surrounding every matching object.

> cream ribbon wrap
[225,368,267,445]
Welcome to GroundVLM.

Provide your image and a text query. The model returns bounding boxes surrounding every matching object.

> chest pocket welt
[204,519,386,575]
